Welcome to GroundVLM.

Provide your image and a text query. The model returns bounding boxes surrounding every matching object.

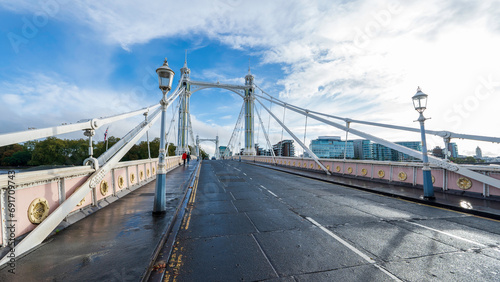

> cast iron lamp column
[412,87,435,200]
[153,58,175,215]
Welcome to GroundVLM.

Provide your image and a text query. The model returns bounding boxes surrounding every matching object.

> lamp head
[412,86,428,113]
[156,58,175,92]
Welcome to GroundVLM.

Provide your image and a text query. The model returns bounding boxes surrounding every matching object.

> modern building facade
[309,136,354,159]
[219,146,231,157]
[449,142,459,158]
[353,139,373,160]
[395,141,422,161]
[273,140,295,157]
[476,146,482,158]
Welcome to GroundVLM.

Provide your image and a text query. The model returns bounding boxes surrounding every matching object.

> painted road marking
[306,217,401,281]
[259,185,278,198]
[405,220,499,252]
[267,190,278,197]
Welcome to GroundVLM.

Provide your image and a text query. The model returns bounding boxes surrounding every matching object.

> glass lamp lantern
[412,87,428,113]
[156,58,175,92]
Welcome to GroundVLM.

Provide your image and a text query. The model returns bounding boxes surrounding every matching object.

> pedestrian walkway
[0,162,198,281]
[250,161,500,219]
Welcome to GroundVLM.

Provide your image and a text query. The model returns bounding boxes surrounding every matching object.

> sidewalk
[248,161,500,220]
[0,162,198,281]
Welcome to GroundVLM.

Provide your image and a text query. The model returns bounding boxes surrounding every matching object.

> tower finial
[184,50,188,67]
[248,58,251,74]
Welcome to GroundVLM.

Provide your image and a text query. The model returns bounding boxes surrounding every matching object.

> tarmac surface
[164,160,500,281]
[0,162,198,282]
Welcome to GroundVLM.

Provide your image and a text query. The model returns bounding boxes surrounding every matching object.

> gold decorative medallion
[361,168,368,176]
[130,173,136,184]
[76,197,86,207]
[378,170,385,178]
[398,172,407,181]
[310,163,313,168]
[326,165,330,170]
[100,180,109,196]
[147,168,151,177]
[118,176,125,188]
[293,161,296,166]
[140,170,144,180]
[347,167,353,174]
[152,167,155,174]
[28,197,50,224]
[303,163,307,168]
[432,175,436,184]
[457,177,472,190]
[336,166,341,172]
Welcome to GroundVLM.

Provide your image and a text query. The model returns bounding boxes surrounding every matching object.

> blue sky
[1,0,500,157]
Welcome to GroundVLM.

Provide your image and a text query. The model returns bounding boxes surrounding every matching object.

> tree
[29,137,68,165]
[4,150,32,166]
[199,148,209,160]
[0,144,24,166]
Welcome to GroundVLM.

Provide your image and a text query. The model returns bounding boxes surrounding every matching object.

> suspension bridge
[0,57,499,281]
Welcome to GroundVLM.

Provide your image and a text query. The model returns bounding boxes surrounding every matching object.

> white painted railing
[0,156,185,247]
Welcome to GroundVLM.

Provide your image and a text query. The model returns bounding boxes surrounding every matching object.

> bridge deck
[0,163,198,281]
[163,160,500,281]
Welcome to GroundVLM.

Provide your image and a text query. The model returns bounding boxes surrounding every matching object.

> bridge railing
[0,156,183,247]
[236,156,500,198]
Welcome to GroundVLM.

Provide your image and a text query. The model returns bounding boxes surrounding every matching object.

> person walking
[182,152,187,166]
[187,152,191,165]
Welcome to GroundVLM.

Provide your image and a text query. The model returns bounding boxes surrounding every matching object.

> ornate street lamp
[412,87,434,199]
[153,58,175,215]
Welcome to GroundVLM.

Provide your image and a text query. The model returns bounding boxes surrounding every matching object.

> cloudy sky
[1,0,499,157]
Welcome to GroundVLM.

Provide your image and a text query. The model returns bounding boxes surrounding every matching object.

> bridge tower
[177,55,191,155]
[243,67,256,155]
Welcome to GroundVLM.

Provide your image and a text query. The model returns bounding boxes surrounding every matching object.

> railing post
[1,188,8,247]
[58,178,66,205]
[483,172,490,197]
[111,168,117,196]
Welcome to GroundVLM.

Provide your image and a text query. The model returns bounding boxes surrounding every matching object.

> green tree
[0,144,24,166]
[4,150,32,166]
[29,137,68,165]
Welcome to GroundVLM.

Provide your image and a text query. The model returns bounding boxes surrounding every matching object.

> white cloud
[2,0,500,156]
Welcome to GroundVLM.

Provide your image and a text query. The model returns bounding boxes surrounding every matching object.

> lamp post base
[152,210,166,216]
[153,173,167,214]
[420,195,436,201]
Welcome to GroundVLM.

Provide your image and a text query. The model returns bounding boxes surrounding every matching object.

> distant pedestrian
[187,152,191,165]
[182,152,187,166]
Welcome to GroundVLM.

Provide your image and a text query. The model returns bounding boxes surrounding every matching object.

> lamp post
[153,58,175,215]
[412,87,434,199]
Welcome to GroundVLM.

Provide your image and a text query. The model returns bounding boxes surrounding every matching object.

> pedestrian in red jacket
[182,152,187,166]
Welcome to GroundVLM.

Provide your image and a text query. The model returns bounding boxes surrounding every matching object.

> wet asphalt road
[165,160,500,281]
